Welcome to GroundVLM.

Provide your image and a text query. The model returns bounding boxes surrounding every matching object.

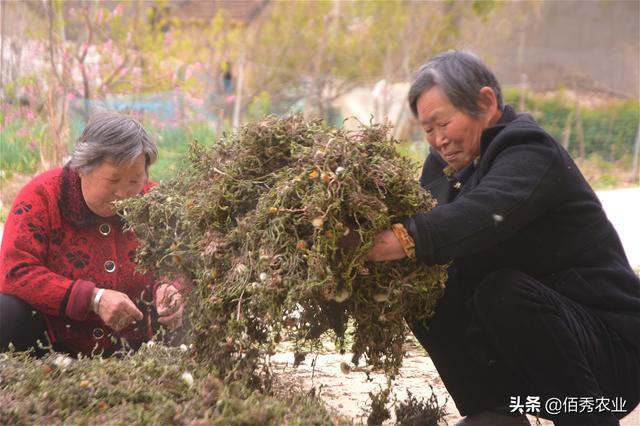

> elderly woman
[365,51,640,426]
[0,111,185,357]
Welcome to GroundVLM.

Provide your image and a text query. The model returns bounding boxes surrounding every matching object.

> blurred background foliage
[1,0,638,220]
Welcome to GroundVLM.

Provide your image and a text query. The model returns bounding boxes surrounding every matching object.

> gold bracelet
[391,223,416,259]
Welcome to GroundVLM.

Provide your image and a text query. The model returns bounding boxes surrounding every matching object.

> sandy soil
[271,351,640,425]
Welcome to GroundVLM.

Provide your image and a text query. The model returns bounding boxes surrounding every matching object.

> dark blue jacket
[405,105,640,349]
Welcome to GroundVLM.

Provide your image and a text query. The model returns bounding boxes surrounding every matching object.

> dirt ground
[271,351,640,425]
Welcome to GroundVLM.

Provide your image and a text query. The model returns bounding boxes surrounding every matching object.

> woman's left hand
[155,283,184,330]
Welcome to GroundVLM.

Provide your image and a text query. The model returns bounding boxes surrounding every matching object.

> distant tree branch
[75,6,93,100]
[46,0,64,88]
[100,52,130,92]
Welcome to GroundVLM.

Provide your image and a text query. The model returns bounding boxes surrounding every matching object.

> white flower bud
[312,217,324,228]
[53,354,73,369]
[181,371,194,387]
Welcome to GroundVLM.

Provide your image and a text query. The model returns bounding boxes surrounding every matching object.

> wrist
[91,288,105,313]
[391,223,415,259]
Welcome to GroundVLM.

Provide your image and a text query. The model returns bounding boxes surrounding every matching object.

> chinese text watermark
[509,396,627,415]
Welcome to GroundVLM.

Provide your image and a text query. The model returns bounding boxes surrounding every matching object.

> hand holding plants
[338,228,406,262]
[93,288,144,332]
[364,229,406,262]
[155,283,184,331]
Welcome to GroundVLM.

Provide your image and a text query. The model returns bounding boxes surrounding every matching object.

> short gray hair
[69,110,158,174]
[408,50,504,118]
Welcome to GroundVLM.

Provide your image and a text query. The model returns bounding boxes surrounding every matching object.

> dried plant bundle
[118,115,447,384]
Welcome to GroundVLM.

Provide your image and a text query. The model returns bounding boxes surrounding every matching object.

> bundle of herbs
[119,115,447,386]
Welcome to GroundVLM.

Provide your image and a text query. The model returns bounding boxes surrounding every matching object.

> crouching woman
[366,51,640,425]
[0,111,185,357]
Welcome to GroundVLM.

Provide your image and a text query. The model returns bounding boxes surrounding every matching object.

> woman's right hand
[364,229,407,262]
[92,288,144,332]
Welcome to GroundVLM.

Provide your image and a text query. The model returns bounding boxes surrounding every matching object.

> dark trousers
[409,269,640,426]
[0,293,52,357]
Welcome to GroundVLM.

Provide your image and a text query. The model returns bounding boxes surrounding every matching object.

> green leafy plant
[395,388,448,426]
[0,106,46,179]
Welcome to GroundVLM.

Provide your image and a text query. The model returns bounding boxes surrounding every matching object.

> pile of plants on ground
[0,115,448,425]
[0,344,343,425]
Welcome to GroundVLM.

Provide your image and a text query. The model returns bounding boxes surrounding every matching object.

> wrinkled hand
[364,229,406,262]
[337,228,406,262]
[94,289,144,332]
[155,283,184,331]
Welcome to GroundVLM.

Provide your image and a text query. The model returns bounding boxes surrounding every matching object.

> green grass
[148,122,217,183]
[503,89,639,162]
[150,149,189,183]
[396,141,428,171]
[0,114,44,179]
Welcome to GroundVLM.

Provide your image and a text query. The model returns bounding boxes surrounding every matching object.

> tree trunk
[43,0,68,171]
[561,110,573,150]
[0,0,5,110]
[232,49,245,129]
[575,106,586,159]
[631,125,640,184]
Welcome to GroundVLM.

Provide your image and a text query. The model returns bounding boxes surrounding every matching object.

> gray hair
[408,50,503,118]
[69,110,158,174]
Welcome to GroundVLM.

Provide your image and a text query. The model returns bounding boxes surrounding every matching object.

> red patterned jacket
[0,165,158,355]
